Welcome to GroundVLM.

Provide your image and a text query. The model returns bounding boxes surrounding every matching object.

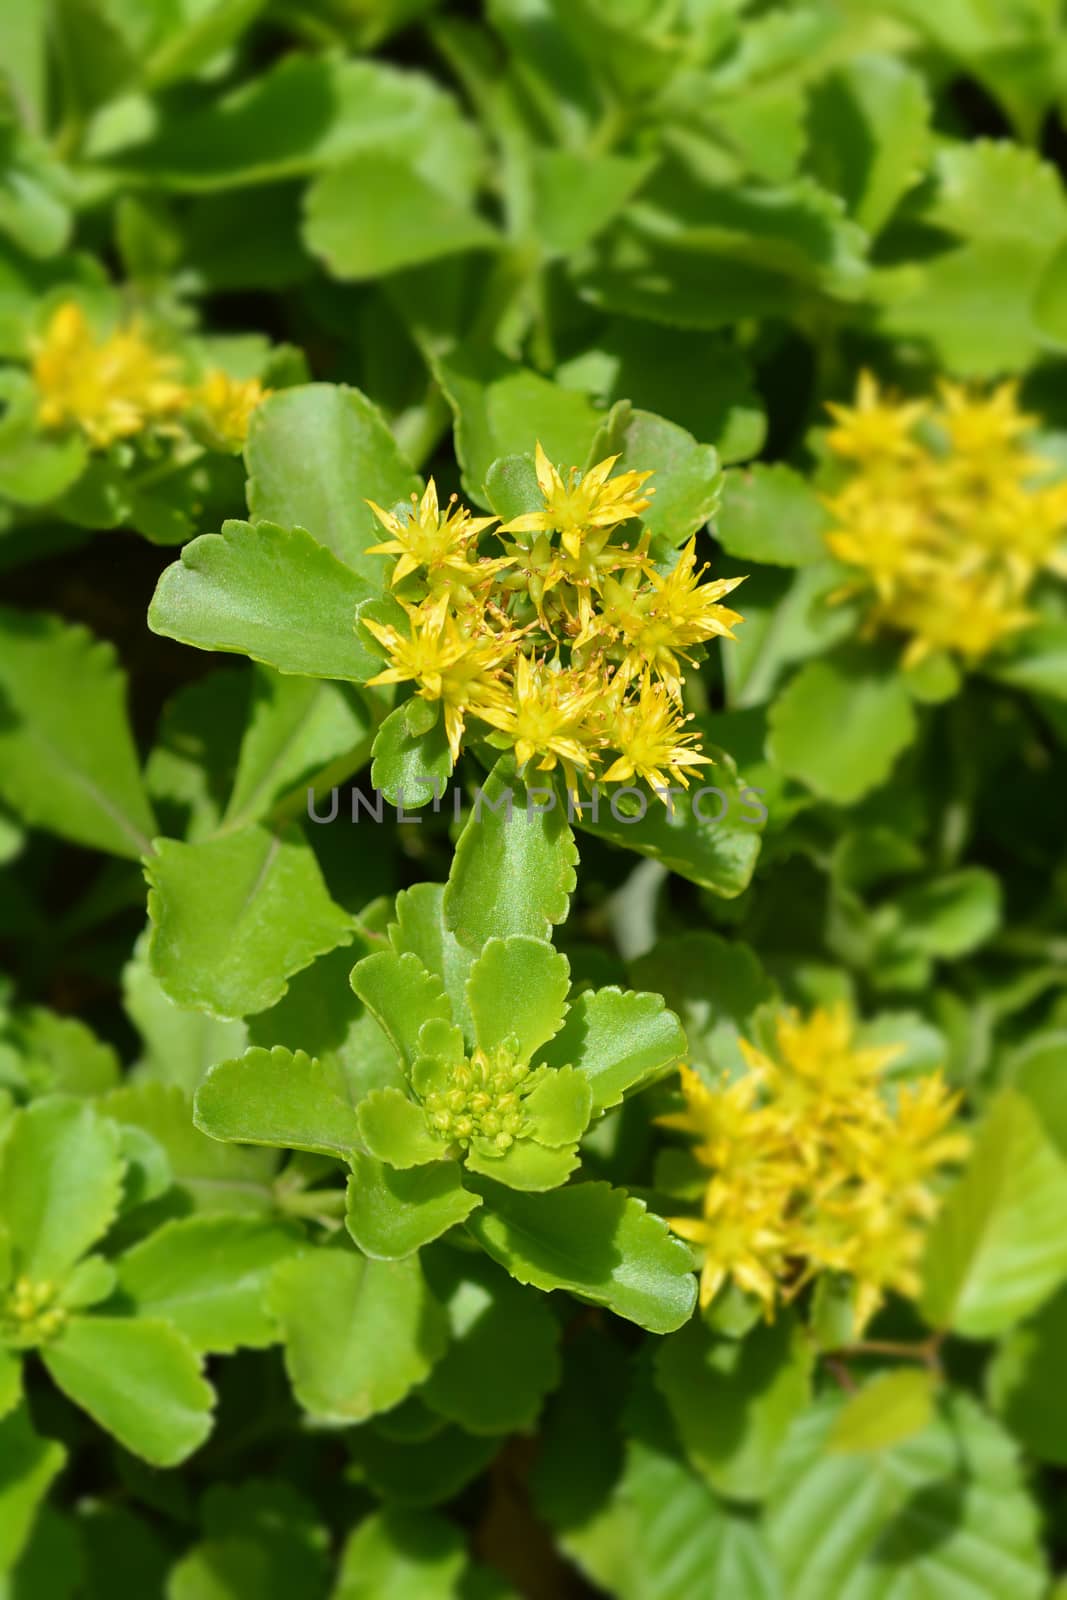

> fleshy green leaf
[465,1179,697,1333]
[713,463,828,567]
[123,932,247,1096]
[305,155,497,280]
[245,383,420,582]
[541,987,686,1113]
[41,1316,214,1467]
[369,698,453,811]
[115,1215,304,1353]
[464,1137,579,1192]
[333,1508,471,1600]
[194,1047,361,1158]
[630,932,775,1077]
[828,1368,937,1454]
[224,667,375,831]
[0,1406,66,1573]
[920,1088,1067,1338]
[768,650,918,804]
[987,1281,1067,1465]
[767,1391,1046,1600]
[267,1247,446,1424]
[435,354,601,508]
[653,1313,812,1502]
[358,1087,444,1169]
[807,55,931,234]
[147,521,379,682]
[350,950,452,1069]
[585,404,723,545]
[421,1250,560,1435]
[0,1098,124,1283]
[345,1153,481,1260]
[443,762,578,953]
[102,1082,278,1216]
[466,936,570,1061]
[523,1066,593,1146]
[145,826,354,1019]
[0,608,157,859]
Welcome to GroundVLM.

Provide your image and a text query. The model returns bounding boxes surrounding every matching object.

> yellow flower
[367,480,502,596]
[825,370,926,462]
[473,654,600,789]
[501,441,654,557]
[33,301,187,448]
[661,1004,968,1330]
[669,1178,787,1313]
[937,379,1036,459]
[363,595,515,760]
[192,369,271,449]
[599,677,713,792]
[824,372,1067,665]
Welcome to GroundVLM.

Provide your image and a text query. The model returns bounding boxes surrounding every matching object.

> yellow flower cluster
[362,443,744,794]
[661,1004,969,1332]
[32,302,270,451]
[823,372,1067,665]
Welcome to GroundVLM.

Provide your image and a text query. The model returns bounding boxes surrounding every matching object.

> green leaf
[358,1087,444,1169]
[885,869,1002,961]
[556,323,766,465]
[346,1153,481,1259]
[145,826,354,1019]
[541,1370,779,1600]
[573,748,761,898]
[828,1368,937,1454]
[987,1281,1067,1465]
[630,932,775,1078]
[0,609,156,859]
[104,54,479,190]
[0,1098,124,1283]
[654,1313,812,1502]
[115,1215,303,1353]
[464,1137,579,1192]
[389,883,474,1036]
[768,650,918,804]
[806,55,931,234]
[443,762,578,953]
[540,987,685,1113]
[0,370,87,505]
[102,1082,278,1217]
[333,1508,470,1600]
[0,1345,21,1421]
[350,950,452,1069]
[985,621,1067,700]
[224,668,374,830]
[421,1250,560,1435]
[920,1089,1067,1338]
[305,155,497,280]
[0,1408,66,1568]
[767,1391,1046,1600]
[872,142,1067,375]
[369,699,453,810]
[267,1247,446,1424]
[434,353,601,508]
[148,521,379,682]
[524,1065,593,1146]
[466,1180,697,1334]
[166,1481,331,1600]
[0,1406,66,1573]
[529,149,653,256]
[585,405,723,545]
[194,1047,361,1159]
[123,932,247,1096]
[345,1419,500,1508]
[245,383,420,581]
[713,463,828,567]
[42,1316,214,1467]
[466,936,570,1061]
